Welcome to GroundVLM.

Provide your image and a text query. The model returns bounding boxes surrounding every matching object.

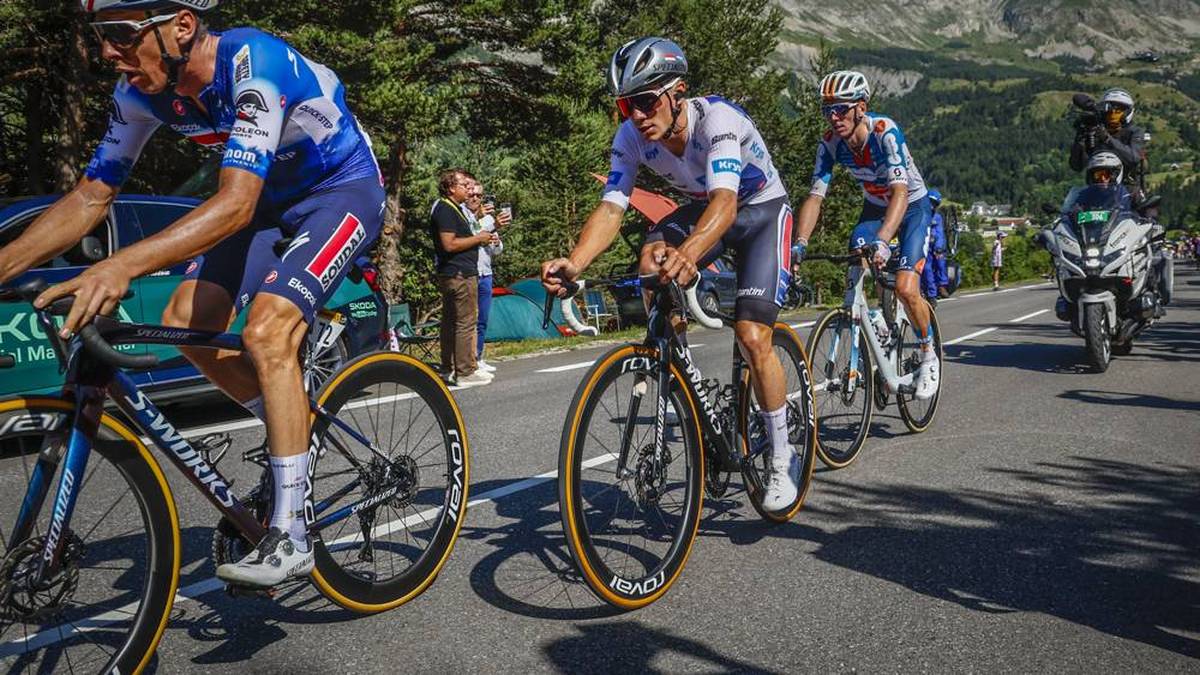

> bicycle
[0,279,469,673]
[547,274,817,610]
[802,250,943,469]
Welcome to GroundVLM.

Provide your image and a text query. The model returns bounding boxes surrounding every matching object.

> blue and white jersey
[603,96,787,209]
[86,28,380,207]
[810,114,926,208]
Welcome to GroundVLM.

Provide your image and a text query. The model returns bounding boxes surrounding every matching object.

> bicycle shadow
[797,457,1200,658]
[1058,389,1200,412]
[542,620,781,674]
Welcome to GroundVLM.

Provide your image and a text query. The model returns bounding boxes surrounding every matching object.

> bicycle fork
[614,338,671,480]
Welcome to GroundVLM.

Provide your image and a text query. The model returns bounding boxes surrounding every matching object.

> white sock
[240,396,266,422]
[269,454,311,551]
[760,406,791,470]
[922,348,937,362]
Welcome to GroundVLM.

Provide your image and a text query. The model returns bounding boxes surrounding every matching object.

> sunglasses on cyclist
[615,80,678,119]
[90,13,175,48]
[821,102,858,119]
[1090,169,1114,183]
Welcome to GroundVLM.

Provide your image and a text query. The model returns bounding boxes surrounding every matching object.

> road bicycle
[801,250,943,469]
[0,279,469,673]
[546,274,816,610]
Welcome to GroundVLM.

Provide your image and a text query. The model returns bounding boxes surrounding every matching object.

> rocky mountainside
[774,0,1200,65]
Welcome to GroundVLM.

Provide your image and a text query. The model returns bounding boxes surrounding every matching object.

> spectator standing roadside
[921,189,950,302]
[462,180,511,373]
[991,231,1006,291]
[430,169,497,386]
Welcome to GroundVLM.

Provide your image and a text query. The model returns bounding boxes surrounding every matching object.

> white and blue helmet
[82,0,217,12]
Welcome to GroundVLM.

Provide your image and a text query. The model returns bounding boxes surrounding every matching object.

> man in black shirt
[1070,88,1148,197]
[431,168,497,385]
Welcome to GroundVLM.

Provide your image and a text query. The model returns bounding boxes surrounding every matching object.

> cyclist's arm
[797,140,834,244]
[873,184,909,243]
[106,167,264,278]
[0,178,116,284]
[567,200,626,271]
[795,193,823,244]
[678,188,737,264]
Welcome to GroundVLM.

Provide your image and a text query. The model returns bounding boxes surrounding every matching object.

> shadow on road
[542,620,780,674]
[804,457,1200,658]
[1059,389,1200,412]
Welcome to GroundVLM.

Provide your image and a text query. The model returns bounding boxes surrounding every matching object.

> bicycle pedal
[224,582,277,599]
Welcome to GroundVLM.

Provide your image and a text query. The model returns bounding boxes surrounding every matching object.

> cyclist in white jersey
[542,37,802,510]
[792,70,939,399]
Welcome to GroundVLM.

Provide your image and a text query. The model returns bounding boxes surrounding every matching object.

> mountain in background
[773,0,1200,65]
[768,0,1200,227]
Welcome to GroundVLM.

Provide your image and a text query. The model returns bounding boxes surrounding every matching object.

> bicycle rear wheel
[307,352,469,612]
[897,303,943,432]
[0,398,179,675]
[559,344,704,610]
[806,308,874,469]
[739,323,818,522]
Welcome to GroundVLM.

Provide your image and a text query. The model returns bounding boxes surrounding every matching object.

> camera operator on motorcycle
[1069,88,1148,199]
[541,37,804,511]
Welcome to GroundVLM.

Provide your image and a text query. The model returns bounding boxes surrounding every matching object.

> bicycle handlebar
[0,278,159,370]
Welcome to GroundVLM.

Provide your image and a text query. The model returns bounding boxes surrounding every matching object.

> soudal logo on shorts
[306,213,366,291]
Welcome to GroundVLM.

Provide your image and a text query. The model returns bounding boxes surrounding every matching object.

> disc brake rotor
[633,444,672,509]
[1,535,83,623]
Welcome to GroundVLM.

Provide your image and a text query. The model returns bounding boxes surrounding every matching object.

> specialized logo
[712,158,741,175]
[135,327,192,341]
[125,390,235,507]
[281,232,311,261]
[235,89,269,126]
[674,345,722,434]
[305,213,366,290]
[109,99,127,125]
[233,44,252,84]
[0,413,68,436]
[44,467,76,563]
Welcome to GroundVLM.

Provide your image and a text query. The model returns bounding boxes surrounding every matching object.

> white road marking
[536,360,596,373]
[1009,309,1050,323]
[944,327,998,345]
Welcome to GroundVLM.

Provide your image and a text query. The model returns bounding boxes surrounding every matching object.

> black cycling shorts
[645,195,793,326]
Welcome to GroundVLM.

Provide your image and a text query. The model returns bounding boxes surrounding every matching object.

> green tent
[484,288,562,342]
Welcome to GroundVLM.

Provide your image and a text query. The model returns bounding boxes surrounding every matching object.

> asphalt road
[5,270,1200,673]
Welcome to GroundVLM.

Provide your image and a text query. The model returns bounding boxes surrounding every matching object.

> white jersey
[602,96,787,209]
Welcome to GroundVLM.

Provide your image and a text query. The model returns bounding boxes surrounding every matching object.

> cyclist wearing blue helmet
[921,189,950,301]
[0,0,384,588]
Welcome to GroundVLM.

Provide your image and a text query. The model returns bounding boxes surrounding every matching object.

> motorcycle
[1040,183,1169,372]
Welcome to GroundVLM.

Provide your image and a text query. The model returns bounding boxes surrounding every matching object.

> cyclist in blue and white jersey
[541,37,803,511]
[0,0,385,587]
[792,70,939,399]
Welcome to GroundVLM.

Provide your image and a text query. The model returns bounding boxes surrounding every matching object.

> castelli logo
[264,270,278,284]
[173,99,185,116]
[280,95,287,108]
[185,260,198,275]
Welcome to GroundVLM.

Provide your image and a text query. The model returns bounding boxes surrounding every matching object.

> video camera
[1071,93,1103,131]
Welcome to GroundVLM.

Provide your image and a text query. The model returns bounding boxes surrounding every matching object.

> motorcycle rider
[1069,88,1147,198]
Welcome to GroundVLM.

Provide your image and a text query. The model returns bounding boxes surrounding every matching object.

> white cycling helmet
[1100,88,1134,125]
[608,37,688,98]
[82,0,217,12]
[1085,151,1124,185]
[819,70,871,103]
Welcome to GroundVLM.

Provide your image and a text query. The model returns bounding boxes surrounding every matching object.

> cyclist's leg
[729,198,798,509]
[219,178,384,586]
[891,197,939,398]
[163,224,283,409]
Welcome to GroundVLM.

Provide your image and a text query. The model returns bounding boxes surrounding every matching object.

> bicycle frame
[9,313,387,588]
[834,264,915,396]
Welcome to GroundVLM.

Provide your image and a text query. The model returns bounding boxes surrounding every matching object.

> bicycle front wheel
[559,344,704,610]
[739,323,818,522]
[806,308,874,469]
[307,352,469,613]
[897,302,943,432]
[0,398,180,675]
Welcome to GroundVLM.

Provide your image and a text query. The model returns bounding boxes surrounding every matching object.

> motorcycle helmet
[1085,151,1124,186]
[1100,88,1134,129]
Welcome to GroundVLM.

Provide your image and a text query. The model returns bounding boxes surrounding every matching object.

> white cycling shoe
[216,527,314,588]
[760,447,799,512]
[914,353,940,400]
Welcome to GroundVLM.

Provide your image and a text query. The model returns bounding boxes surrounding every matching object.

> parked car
[0,194,389,399]
[609,256,739,326]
